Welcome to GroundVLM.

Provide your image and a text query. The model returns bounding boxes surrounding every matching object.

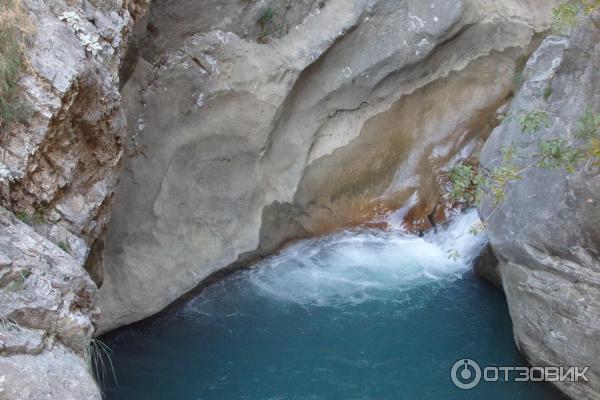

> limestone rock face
[0,0,148,398]
[99,0,561,332]
[0,0,148,269]
[0,208,100,398]
[0,344,101,400]
[478,18,600,399]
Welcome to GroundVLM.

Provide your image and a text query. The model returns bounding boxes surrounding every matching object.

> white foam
[245,210,487,307]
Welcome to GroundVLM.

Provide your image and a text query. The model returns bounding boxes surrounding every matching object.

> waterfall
[244,210,488,307]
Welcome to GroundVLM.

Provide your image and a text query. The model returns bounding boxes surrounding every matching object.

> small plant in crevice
[447,145,523,211]
[31,206,48,224]
[537,138,581,172]
[14,210,31,224]
[575,108,600,139]
[19,268,31,280]
[552,2,581,33]
[14,206,48,225]
[543,84,553,101]
[552,0,600,34]
[481,158,523,207]
[258,7,276,27]
[57,240,71,254]
[586,137,600,167]
[575,108,600,167]
[257,7,287,43]
[447,163,479,205]
[518,109,552,134]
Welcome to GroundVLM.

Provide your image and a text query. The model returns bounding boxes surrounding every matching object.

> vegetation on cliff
[447,1,600,228]
[0,0,31,131]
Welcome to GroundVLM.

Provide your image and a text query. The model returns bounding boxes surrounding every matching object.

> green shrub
[552,1,600,34]
[258,7,276,27]
[552,3,581,33]
[518,109,551,134]
[484,163,523,205]
[537,139,581,172]
[448,164,478,204]
[575,109,600,139]
[446,2,600,232]
[586,137,600,167]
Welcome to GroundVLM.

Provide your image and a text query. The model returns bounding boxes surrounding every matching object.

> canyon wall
[0,0,147,397]
[7,1,596,398]
[478,14,600,399]
[98,0,561,333]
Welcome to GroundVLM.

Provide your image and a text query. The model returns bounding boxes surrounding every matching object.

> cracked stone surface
[0,0,148,398]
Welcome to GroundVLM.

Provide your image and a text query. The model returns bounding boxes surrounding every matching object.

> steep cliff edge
[98,0,561,332]
[0,0,147,397]
[478,15,600,399]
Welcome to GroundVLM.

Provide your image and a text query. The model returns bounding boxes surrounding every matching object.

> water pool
[100,211,565,400]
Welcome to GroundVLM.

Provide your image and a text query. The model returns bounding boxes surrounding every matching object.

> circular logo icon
[451,358,481,390]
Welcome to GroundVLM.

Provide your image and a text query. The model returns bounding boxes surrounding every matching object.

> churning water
[101,210,564,399]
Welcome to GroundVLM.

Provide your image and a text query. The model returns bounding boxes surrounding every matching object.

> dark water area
[100,211,565,400]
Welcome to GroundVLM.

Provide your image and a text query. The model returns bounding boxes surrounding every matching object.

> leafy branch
[447,108,600,232]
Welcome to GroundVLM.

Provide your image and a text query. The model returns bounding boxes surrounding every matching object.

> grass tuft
[57,240,71,254]
[0,0,33,130]
[84,338,117,389]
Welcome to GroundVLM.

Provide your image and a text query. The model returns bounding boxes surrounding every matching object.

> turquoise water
[101,211,565,400]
